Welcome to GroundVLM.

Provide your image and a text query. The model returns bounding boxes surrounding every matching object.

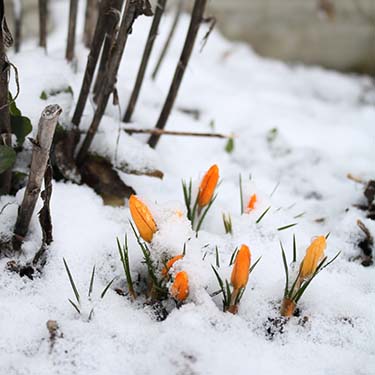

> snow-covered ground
[1,1,374,374]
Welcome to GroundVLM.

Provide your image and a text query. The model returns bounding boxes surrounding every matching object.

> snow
[1,1,375,374]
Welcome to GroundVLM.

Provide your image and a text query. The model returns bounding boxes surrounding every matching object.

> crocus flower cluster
[114,164,339,320]
[128,195,189,303]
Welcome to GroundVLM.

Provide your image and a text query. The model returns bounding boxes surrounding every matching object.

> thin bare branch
[83,0,99,47]
[66,0,79,61]
[123,0,167,122]
[93,0,124,101]
[124,127,231,138]
[151,0,183,80]
[71,0,114,127]
[76,0,152,165]
[12,0,22,53]
[148,0,208,148]
[38,0,47,49]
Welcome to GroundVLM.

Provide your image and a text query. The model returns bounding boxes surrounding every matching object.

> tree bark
[76,0,152,165]
[123,0,167,123]
[71,0,112,127]
[38,0,47,49]
[151,0,183,80]
[13,105,62,250]
[83,0,98,48]
[66,0,79,62]
[147,0,207,148]
[93,0,124,101]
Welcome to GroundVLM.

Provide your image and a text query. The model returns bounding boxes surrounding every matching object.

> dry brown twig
[124,127,232,139]
[13,105,62,251]
[347,173,366,184]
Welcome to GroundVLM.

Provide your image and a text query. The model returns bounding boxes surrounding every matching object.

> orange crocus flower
[129,195,157,242]
[161,254,183,276]
[299,236,326,279]
[170,271,189,301]
[245,194,257,213]
[198,164,219,208]
[231,244,251,290]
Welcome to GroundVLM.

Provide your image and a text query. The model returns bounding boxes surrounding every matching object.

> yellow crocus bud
[198,164,219,208]
[161,254,184,276]
[129,195,157,242]
[299,236,326,279]
[170,271,189,301]
[231,244,251,290]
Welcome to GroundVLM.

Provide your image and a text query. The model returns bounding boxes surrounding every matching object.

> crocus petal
[162,254,184,276]
[129,195,157,242]
[245,194,257,213]
[299,236,326,279]
[170,271,189,301]
[231,244,251,290]
[198,164,219,208]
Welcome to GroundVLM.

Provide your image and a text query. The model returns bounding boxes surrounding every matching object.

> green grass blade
[229,247,238,266]
[293,212,305,219]
[256,206,271,224]
[196,194,217,232]
[129,221,159,286]
[88,308,94,321]
[235,286,246,304]
[277,223,298,231]
[239,173,244,214]
[191,194,199,228]
[270,181,280,197]
[63,258,80,304]
[101,277,116,299]
[211,265,226,306]
[292,234,297,263]
[123,234,136,299]
[293,256,328,302]
[280,242,289,298]
[68,299,81,314]
[210,289,223,297]
[215,246,220,268]
[182,180,192,220]
[320,251,341,271]
[225,280,232,307]
[249,256,262,274]
[88,265,95,297]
